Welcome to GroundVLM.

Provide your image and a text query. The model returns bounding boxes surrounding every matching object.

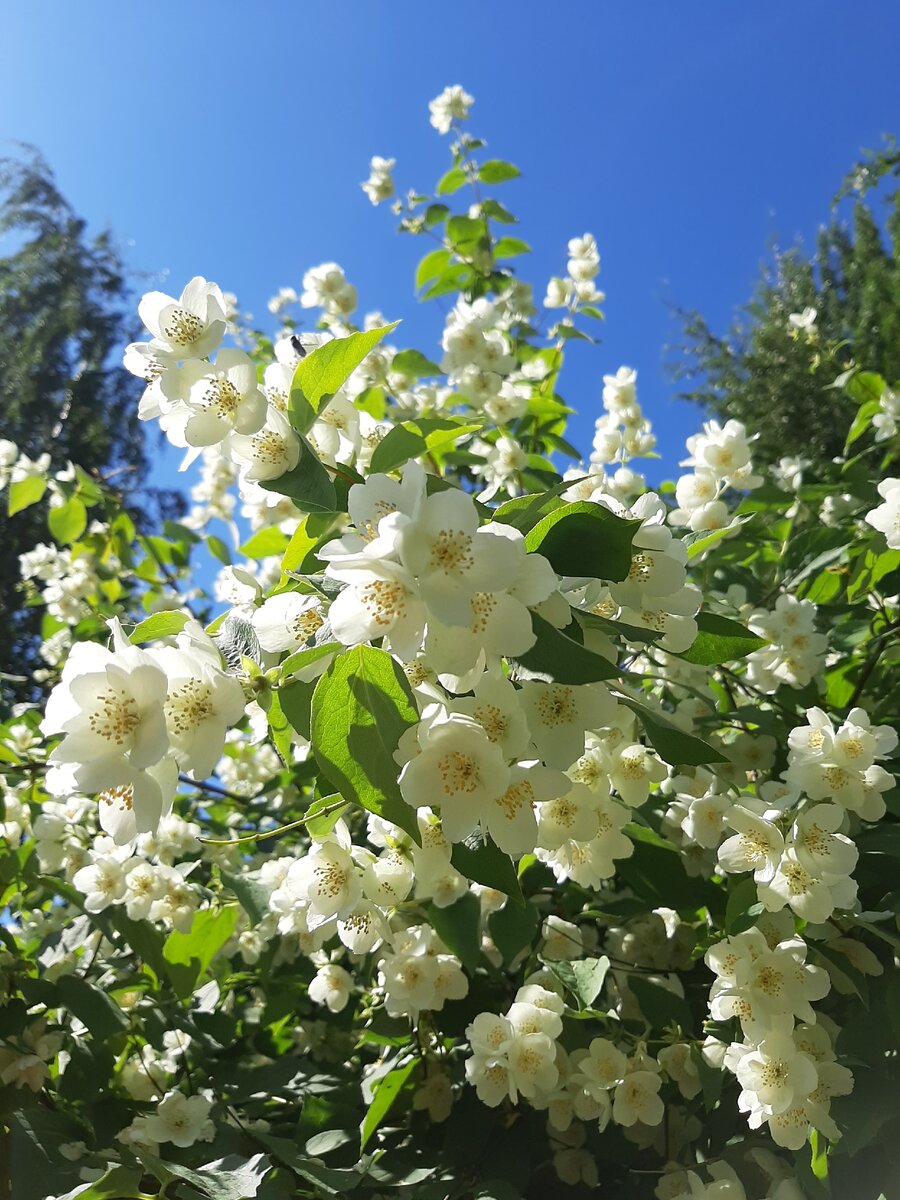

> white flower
[397,490,525,626]
[717,806,784,882]
[73,854,127,912]
[612,1069,664,1126]
[541,914,583,961]
[251,592,325,653]
[733,1030,818,1116]
[788,306,817,333]
[41,619,170,797]
[230,407,301,481]
[453,670,531,759]
[575,1038,628,1096]
[362,155,396,205]
[288,840,362,926]
[301,262,357,318]
[309,963,353,1013]
[505,1031,559,1101]
[519,681,615,769]
[150,622,246,780]
[399,712,509,843]
[138,276,227,359]
[165,349,267,449]
[865,477,900,550]
[429,84,474,134]
[139,1089,215,1148]
[485,761,568,856]
[608,744,666,807]
[790,803,857,879]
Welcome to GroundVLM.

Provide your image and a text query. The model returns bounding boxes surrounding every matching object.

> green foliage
[310,645,422,842]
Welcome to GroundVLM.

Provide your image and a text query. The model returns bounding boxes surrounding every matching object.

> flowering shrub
[1,89,899,1200]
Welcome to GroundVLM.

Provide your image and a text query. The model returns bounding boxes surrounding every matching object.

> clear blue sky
[2,2,898,498]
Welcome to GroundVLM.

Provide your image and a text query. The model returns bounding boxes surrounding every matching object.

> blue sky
[2,2,898,501]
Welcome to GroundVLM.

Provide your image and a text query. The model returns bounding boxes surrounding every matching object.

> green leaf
[488,898,539,965]
[690,1043,724,1111]
[49,1164,145,1200]
[138,1152,271,1200]
[129,610,189,645]
[510,613,621,682]
[278,675,317,740]
[478,160,521,184]
[259,435,337,513]
[360,1058,417,1150]
[266,690,294,764]
[390,348,442,377]
[310,646,421,843]
[56,975,128,1040]
[436,166,468,195]
[628,975,693,1031]
[207,533,232,565]
[221,869,270,928]
[424,202,450,227]
[304,793,350,839]
[524,501,640,581]
[240,526,289,560]
[725,877,764,934]
[845,397,881,449]
[493,236,530,258]
[415,248,452,289]
[280,641,340,680]
[369,417,481,474]
[162,906,239,999]
[280,513,337,578]
[447,215,485,247]
[289,322,399,433]
[618,697,727,767]
[48,496,87,543]
[845,370,885,407]
[481,199,517,224]
[450,831,523,903]
[543,956,610,1010]
[428,893,481,973]
[685,515,754,559]
[8,474,46,516]
[679,611,767,666]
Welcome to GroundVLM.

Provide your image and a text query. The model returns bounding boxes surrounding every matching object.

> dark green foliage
[674,143,900,472]
[0,149,161,703]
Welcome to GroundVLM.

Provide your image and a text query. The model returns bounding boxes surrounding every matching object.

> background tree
[672,139,900,473]
[0,148,174,704]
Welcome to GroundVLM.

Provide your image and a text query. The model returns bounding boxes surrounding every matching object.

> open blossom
[865,477,900,550]
[41,619,170,811]
[397,490,526,626]
[137,276,227,360]
[149,622,245,780]
[362,155,396,205]
[399,710,509,843]
[131,1090,215,1148]
[429,84,474,134]
[162,348,267,449]
[230,407,301,481]
[309,963,354,1012]
[251,591,326,654]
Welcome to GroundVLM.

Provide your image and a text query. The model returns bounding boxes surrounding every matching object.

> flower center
[166,680,214,735]
[437,751,480,795]
[428,529,473,575]
[164,307,204,347]
[89,689,140,746]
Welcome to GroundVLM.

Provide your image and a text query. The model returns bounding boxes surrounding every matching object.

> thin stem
[178,773,251,804]
[198,800,345,846]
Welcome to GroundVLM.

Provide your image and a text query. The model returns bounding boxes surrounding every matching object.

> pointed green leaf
[289,322,399,433]
[311,646,421,843]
